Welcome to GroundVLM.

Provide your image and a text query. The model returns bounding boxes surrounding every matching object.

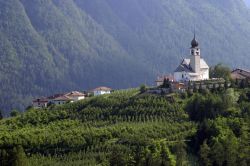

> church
[174,34,209,82]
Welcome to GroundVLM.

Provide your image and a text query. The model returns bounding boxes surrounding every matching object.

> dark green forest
[1,0,250,113]
[0,81,250,165]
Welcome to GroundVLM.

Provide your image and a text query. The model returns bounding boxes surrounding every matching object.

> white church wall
[201,69,209,80]
[189,75,199,81]
[174,72,190,82]
[174,72,182,82]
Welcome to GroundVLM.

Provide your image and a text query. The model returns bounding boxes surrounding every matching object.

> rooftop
[93,87,112,92]
[65,91,85,97]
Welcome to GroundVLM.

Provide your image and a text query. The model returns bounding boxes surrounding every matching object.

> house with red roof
[32,97,49,109]
[65,91,86,101]
[32,91,86,108]
[49,95,73,105]
[231,68,250,80]
[92,87,112,96]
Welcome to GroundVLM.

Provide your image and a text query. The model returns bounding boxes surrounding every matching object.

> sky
[244,0,250,7]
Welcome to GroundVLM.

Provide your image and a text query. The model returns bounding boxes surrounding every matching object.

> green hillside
[1,0,250,113]
[0,85,249,165]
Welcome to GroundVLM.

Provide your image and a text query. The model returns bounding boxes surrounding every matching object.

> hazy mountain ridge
[1,0,250,113]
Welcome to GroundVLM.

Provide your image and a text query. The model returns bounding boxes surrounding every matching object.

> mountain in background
[1,0,250,114]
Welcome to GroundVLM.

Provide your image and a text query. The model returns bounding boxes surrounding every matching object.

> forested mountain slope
[1,0,250,113]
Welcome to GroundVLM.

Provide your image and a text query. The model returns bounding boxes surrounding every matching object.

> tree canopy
[0,86,249,165]
[209,64,232,80]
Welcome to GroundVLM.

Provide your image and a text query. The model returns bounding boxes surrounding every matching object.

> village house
[32,91,85,108]
[155,75,174,87]
[64,91,86,101]
[92,87,112,96]
[231,68,250,80]
[32,97,49,109]
[49,95,72,105]
[174,34,209,82]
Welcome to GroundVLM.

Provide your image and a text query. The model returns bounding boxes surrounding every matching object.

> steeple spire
[194,28,196,39]
[191,30,199,48]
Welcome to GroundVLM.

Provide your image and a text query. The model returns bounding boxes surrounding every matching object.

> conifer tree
[12,145,28,166]
[211,83,217,93]
[0,110,3,120]
[140,84,147,93]
[160,144,175,166]
[235,78,240,87]
[10,109,19,117]
[240,79,248,89]
[175,141,188,166]
[0,149,8,166]
[193,85,198,93]
[199,140,211,166]
[224,80,230,89]
[223,133,238,166]
[162,78,171,89]
[144,149,153,166]
[210,140,224,166]
[198,83,203,93]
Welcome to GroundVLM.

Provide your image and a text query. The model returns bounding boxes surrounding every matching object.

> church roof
[174,59,194,73]
[92,87,112,92]
[191,33,199,48]
[200,59,209,69]
[174,58,209,73]
[52,95,72,101]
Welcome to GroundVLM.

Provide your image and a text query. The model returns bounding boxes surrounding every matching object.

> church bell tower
[190,33,201,74]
